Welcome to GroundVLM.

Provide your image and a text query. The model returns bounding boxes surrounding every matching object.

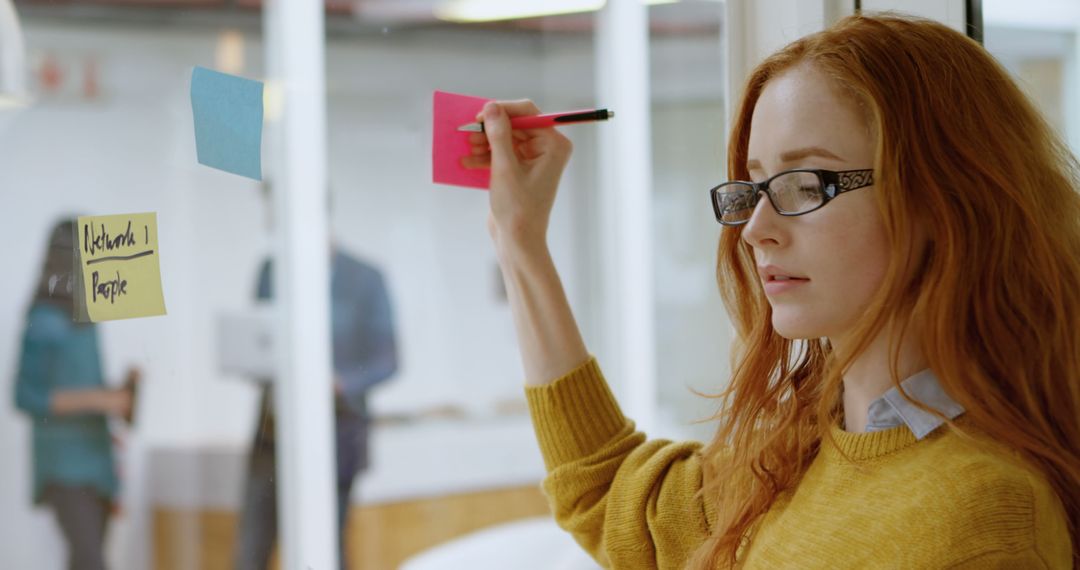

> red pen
[457,108,615,133]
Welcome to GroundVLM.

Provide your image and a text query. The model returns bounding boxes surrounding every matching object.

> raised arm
[471,101,714,568]
[466,100,589,386]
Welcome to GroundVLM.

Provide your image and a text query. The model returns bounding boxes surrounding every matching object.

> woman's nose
[741,192,783,248]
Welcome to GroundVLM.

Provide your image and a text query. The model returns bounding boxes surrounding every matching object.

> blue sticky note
[190,66,264,181]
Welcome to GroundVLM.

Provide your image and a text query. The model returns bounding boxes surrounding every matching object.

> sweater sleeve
[13,308,66,418]
[525,357,715,570]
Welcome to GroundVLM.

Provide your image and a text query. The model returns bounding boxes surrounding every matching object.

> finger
[508,127,570,163]
[480,102,518,169]
[460,155,491,170]
[497,99,542,117]
[475,99,542,121]
[514,139,543,161]
[469,128,525,143]
[523,129,573,159]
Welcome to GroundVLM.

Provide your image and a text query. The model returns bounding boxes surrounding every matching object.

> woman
[14,220,137,570]
[466,13,1078,569]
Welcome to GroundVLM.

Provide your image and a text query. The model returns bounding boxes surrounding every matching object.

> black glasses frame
[709,168,874,226]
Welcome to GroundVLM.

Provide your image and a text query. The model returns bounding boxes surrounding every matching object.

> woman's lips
[764,277,809,295]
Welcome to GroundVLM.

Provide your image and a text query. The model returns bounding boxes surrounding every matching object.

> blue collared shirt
[864,369,966,439]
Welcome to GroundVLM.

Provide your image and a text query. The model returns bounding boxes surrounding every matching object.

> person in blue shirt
[235,245,399,570]
[13,220,138,570]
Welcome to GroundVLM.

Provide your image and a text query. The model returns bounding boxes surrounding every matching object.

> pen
[457,108,615,133]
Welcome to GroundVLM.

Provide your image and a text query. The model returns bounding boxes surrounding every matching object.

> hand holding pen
[463,100,576,250]
[468,101,593,386]
[457,108,614,133]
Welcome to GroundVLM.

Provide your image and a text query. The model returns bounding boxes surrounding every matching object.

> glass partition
[984,2,1079,154]
[648,0,729,443]
[0,2,617,569]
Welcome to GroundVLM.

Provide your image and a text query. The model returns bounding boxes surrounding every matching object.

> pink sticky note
[433,90,493,190]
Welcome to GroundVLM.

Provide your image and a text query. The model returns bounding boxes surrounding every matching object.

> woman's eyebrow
[746,146,845,171]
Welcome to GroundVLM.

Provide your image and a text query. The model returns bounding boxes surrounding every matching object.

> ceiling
[13,0,724,38]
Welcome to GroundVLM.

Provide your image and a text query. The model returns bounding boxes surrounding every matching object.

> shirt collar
[864,369,966,440]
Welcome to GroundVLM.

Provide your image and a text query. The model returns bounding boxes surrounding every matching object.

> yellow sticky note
[76,212,167,322]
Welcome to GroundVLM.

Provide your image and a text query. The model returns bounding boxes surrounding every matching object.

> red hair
[691,13,1080,568]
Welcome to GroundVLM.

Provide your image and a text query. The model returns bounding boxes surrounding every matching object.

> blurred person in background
[13,219,139,570]
[235,198,399,569]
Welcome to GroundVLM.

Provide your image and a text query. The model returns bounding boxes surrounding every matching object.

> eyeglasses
[709,168,874,226]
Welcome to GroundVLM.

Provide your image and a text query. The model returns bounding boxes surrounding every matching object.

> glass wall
[647,0,729,442]
[984,1,1079,154]
[0,2,609,568]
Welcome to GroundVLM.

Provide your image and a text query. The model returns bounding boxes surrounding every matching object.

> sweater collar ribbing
[825,422,922,461]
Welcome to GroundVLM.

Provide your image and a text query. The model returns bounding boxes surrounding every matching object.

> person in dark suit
[235,245,399,570]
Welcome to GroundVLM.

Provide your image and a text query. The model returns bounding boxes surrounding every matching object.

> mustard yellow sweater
[525,357,1073,569]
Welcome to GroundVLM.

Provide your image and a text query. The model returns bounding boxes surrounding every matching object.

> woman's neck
[833,325,928,433]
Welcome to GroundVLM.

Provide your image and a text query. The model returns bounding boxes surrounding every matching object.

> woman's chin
[769,315,822,340]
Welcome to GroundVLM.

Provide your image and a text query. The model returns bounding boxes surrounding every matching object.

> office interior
[0,0,1076,568]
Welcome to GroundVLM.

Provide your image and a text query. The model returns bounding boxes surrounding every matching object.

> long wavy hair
[690,13,1080,568]
[33,219,78,317]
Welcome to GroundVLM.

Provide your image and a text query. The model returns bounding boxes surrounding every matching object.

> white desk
[400,516,601,570]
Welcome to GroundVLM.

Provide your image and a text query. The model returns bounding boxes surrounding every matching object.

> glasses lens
[714,183,757,225]
[769,171,824,214]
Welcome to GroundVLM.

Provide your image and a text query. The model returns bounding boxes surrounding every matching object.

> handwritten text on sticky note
[77,213,167,322]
